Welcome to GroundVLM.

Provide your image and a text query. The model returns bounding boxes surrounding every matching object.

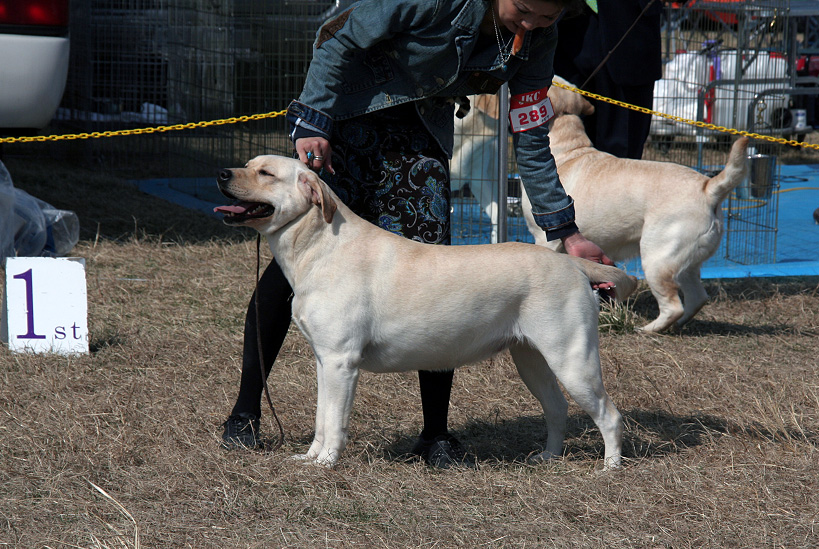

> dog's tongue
[214,203,251,215]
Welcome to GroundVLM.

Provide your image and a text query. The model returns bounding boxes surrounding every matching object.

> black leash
[255,234,285,452]
[579,0,659,90]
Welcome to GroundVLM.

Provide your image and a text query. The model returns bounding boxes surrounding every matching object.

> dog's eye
[259,169,273,177]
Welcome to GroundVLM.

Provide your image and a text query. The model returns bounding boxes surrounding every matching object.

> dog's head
[214,155,337,234]
[549,76,595,117]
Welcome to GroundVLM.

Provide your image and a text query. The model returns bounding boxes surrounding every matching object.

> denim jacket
[286,0,576,239]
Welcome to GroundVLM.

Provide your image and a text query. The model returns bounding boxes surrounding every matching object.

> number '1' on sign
[1,257,89,355]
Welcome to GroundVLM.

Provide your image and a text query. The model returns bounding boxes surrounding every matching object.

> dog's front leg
[310,357,360,467]
[675,267,710,328]
[301,358,327,462]
[639,258,685,333]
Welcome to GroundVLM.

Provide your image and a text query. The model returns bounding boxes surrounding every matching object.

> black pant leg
[418,369,455,439]
[230,259,293,418]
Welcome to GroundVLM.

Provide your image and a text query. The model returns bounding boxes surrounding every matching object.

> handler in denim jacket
[222,0,614,468]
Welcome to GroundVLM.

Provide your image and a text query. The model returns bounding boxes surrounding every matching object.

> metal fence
[48,0,819,265]
[55,0,340,200]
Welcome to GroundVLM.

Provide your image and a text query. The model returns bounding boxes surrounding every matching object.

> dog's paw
[289,453,337,468]
[601,455,623,472]
[637,321,679,334]
[526,449,561,465]
[314,450,340,468]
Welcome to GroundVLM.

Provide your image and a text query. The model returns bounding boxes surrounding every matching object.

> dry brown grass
[1,155,818,548]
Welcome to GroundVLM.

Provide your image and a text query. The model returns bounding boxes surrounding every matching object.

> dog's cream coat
[522,79,750,332]
[216,156,637,468]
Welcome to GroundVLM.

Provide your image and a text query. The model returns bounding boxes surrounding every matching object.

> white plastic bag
[0,160,80,261]
[0,161,19,260]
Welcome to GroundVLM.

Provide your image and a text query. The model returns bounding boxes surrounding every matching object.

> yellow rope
[0,82,816,149]
[0,110,287,144]
[550,80,819,150]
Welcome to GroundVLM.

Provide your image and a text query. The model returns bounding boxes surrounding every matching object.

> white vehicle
[0,0,70,133]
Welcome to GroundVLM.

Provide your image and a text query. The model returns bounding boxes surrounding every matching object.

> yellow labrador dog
[215,155,637,469]
[522,78,750,333]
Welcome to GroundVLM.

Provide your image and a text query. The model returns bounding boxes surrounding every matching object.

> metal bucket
[737,154,776,199]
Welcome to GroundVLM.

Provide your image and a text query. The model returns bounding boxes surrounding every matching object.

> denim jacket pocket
[341,47,395,94]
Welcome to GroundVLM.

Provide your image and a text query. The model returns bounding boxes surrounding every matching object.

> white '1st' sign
[1,257,89,355]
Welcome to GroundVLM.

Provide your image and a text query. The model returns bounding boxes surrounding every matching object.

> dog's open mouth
[214,201,275,224]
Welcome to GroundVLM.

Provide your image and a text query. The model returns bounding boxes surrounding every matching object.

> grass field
[1,154,818,548]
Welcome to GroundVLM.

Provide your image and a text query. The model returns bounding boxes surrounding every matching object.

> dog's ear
[550,77,595,117]
[579,96,594,116]
[547,83,567,115]
[298,170,337,223]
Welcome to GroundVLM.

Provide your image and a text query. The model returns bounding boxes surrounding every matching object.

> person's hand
[562,231,616,295]
[562,231,613,265]
[295,136,335,174]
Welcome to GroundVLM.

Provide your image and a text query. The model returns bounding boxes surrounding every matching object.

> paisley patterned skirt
[322,103,451,245]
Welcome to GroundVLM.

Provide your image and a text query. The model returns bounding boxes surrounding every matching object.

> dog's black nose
[217,169,233,183]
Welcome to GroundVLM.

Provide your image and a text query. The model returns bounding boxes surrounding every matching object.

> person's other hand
[295,136,335,174]
[562,231,616,295]
[562,232,613,265]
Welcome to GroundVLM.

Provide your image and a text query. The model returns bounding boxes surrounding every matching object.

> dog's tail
[704,137,750,207]
[568,257,639,302]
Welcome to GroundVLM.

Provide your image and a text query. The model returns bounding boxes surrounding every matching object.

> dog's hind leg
[509,342,568,463]
[676,264,709,328]
[522,328,623,469]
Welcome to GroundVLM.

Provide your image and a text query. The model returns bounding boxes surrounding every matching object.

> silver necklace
[491,7,514,71]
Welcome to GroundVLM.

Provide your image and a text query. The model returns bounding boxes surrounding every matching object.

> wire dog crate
[45,0,819,266]
[55,0,340,188]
